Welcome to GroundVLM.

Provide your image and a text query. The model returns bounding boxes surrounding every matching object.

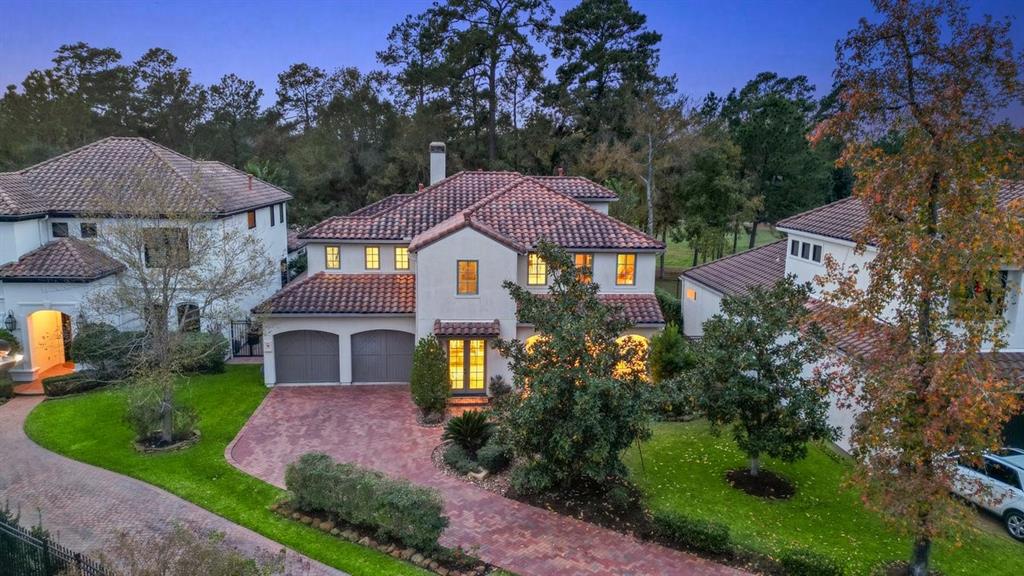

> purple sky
[1,0,1022,121]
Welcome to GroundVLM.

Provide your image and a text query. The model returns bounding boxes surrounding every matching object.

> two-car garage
[273,329,414,385]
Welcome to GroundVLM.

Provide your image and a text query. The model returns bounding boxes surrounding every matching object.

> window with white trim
[790,239,823,264]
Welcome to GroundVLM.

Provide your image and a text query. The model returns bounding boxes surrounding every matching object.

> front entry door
[448,339,486,394]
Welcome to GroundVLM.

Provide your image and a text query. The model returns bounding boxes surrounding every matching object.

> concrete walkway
[228,385,752,576]
[0,396,344,576]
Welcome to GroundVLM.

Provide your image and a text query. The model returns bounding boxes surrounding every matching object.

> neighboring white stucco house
[679,185,1024,449]
[255,144,665,394]
[0,137,291,382]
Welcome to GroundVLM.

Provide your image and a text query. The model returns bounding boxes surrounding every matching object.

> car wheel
[1006,510,1024,542]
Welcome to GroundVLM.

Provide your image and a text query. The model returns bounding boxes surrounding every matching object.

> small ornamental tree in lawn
[410,335,449,421]
[692,276,836,483]
[494,240,654,494]
[815,1,1024,574]
[648,323,692,383]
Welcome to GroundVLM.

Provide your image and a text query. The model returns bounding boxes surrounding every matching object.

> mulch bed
[133,431,201,453]
[725,468,795,500]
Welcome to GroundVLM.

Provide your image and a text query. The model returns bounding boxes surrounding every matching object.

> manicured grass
[663,227,781,269]
[624,421,1024,576]
[24,366,428,576]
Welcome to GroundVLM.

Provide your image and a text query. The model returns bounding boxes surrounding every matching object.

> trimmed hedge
[286,452,449,552]
[651,509,731,555]
[42,372,105,397]
[443,444,479,475]
[779,548,844,576]
[476,439,510,473]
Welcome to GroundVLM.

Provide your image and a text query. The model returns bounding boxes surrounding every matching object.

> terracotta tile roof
[518,293,664,327]
[0,137,291,218]
[681,240,788,296]
[433,319,502,337]
[533,176,618,200]
[348,194,414,217]
[254,272,415,315]
[0,238,124,282]
[409,177,663,252]
[989,352,1024,383]
[287,230,307,253]
[777,180,1024,243]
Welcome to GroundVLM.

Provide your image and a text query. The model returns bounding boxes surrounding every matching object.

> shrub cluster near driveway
[24,365,429,576]
[624,421,1024,576]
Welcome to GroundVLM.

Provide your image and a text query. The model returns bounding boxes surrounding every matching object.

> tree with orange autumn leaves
[813,1,1024,574]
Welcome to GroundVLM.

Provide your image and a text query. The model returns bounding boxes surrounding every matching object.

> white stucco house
[254,143,665,394]
[679,184,1024,449]
[0,137,291,383]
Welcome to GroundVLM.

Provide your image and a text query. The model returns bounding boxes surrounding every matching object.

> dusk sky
[2,0,1023,119]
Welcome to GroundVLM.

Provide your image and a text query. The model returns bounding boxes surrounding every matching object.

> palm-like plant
[442,410,494,456]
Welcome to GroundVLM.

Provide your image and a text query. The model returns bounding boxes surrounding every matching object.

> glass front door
[448,339,486,393]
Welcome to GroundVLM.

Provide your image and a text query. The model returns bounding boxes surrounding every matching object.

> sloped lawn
[624,421,1024,575]
[24,365,428,576]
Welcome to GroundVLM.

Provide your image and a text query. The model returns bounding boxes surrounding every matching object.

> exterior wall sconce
[3,311,16,332]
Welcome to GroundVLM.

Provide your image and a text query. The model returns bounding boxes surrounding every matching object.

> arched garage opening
[274,330,340,384]
[351,330,414,383]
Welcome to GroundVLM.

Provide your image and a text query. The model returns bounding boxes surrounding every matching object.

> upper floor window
[394,246,410,270]
[457,260,478,295]
[246,210,257,229]
[365,246,380,270]
[270,205,276,226]
[686,288,697,301]
[574,253,593,283]
[51,222,69,238]
[325,245,340,269]
[80,222,97,238]
[790,239,823,263]
[616,253,636,285]
[527,252,547,285]
[144,228,190,268]
[279,203,285,223]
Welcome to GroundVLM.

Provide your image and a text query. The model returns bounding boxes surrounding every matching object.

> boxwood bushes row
[285,452,448,552]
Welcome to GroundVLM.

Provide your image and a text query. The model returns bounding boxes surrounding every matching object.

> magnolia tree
[494,241,654,494]
[84,169,275,445]
[691,277,836,481]
[814,1,1024,573]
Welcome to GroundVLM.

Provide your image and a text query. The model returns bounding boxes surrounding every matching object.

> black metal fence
[0,516,109,576]
[230,320,263,358]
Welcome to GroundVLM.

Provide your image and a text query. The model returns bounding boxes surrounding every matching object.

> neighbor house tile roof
[254,272,415,315]
[0,238,125,282]
[681,240,788,296]
[0,137,291,218]
[533,176,619,200]
[777,180,1024,243]
[287,230,307,253]
[433,319,502,337]
[408,177,663,252]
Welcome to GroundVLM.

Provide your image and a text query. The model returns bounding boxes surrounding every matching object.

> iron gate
[0,517,109,576]
[230,320,263,357]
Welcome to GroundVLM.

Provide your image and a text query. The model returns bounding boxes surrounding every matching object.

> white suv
[953,448,1024,541]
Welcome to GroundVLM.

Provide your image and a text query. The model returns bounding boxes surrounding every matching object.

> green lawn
[624,421,1024,576]
[663,227,782,270]
[24,366,428,576]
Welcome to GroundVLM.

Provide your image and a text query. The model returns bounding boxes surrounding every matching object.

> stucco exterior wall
[261,315,416,385]
[306,241,413,275]
[517,251,656,294]
[0,219,46,266]
[680,278,723,338]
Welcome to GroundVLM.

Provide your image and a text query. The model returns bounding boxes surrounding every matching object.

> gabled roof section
[0,137,291,218]
[681,240,788,297]
[253,272,415,315]
[0,238,125,282]
[533,176,618,200]
[408,177,663,252]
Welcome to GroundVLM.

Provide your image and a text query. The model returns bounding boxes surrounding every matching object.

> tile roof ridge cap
[682,239,788,275]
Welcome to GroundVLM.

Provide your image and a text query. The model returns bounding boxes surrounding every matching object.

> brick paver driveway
[229,385,750,576]
[0,396,343,576]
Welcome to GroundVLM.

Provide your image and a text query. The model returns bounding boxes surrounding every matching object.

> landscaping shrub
[410,336,448,417]
[173,332,229,374]
[443,444,479,474]
[42,372,105,397]
[648,323,694,383]
[285,452,448,552]
[779,548,844,576]
[442,410,494,455]
[651,510,731,555]
[102,524,285,576]
[0,328,22,355]
[68,323,139,380]
[655,287,681,326]
[0,379,12,400]
[476,438,510,473]
[124,379,198,444]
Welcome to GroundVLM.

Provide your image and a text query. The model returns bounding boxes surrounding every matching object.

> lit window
[247,210,256,229]
[457,260,478,295]
[325,246,340,269]
[394,246,409,270]
[527,253,547,285]
[686,288,697,301]
[616,253,636,285]
[365,246,380,270]
[574,253,594,283]
[51,222,69,238]
[80,223,97,238]
[448,340,465,390]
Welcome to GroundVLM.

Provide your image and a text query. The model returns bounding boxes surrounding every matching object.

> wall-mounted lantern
[3,311,16,332]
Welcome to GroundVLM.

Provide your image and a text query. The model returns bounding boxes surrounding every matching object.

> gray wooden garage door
[351,330,414,383]
[274,330,340,384]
